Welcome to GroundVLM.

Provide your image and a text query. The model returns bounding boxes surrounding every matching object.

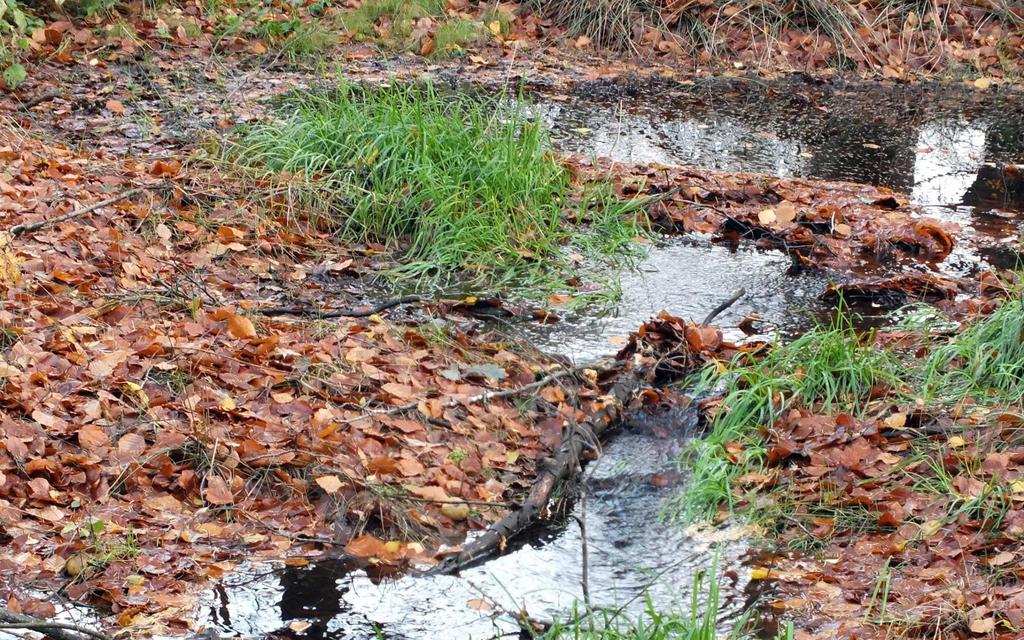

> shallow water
[198,405,753,640]
[520,237,830,362]
[525,80,1024,360]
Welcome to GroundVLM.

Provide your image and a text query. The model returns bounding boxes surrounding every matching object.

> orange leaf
[345,534,386,558]
[105,99,125,114]
[227,314,257,339]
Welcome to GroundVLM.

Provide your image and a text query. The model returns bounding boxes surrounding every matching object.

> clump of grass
[542,557,754,639]
[433,18,485,57]
[668,309,905,524]
[229,81,645,296]
[342,0,445,48]
[529,0,658,49]
[922,296,1024,404]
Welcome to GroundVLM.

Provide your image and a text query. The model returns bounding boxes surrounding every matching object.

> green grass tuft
[342,0,445,49]
[432,18,486,57]
[923,296,1024,405]
[530,0,658,49]
[542,556,754,640]
[228,82,646,296]
[668,309,904,524]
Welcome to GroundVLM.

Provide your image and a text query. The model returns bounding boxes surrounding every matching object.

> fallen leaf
[227,314,257,339]
[204,475,234,505]
[315,475,344,494]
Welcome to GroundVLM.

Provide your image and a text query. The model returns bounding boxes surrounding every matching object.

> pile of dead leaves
[0,126,577,632]
[743,399,1024,639]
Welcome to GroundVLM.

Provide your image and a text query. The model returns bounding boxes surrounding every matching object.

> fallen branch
[430,363,640,574]
[21,90,62,110]
[0,609,109,640]
[10,188,144,237]
[345,365,590,424]
[430,288,742,574]
[258,295,427,319]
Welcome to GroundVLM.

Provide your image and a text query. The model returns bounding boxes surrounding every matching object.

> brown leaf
[366,457,400,475]
[105,99,125,114]
[78,424,109,451]
[204,475,234,505]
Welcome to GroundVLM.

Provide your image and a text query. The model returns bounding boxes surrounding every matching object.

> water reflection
[202,410,751,640]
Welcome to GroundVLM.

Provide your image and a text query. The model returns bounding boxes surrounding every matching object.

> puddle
[200,405,752,639]
[543,81,1024,207]
[521,237,830,362]
[526,80,1024,359]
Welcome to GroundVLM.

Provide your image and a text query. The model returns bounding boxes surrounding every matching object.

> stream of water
[195,80,1024,639]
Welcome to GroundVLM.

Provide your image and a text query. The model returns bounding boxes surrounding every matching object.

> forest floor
[1,1,1023,639]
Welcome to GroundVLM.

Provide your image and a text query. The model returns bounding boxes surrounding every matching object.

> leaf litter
[0,1,1023,638]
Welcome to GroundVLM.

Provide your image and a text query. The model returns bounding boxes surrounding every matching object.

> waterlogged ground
[528,80,1024,359]
[198,405,752,640]
[186,82,1024,639]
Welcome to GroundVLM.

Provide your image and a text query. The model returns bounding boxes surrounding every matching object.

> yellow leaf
[947,435,967,448]
[973,77,992,90]
[884,412,907,429]
[920,519,943,537]
[384,540,402,554]
[227,314,257,339]
[487,20,501,36]
[219,396,236,411]
[315,475,344,494]
[750,567,771,579]
[441,502,470,521]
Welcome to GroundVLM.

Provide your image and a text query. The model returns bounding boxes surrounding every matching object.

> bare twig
[344,365,592,424]
[0,609,109,640]
[575,491,591,610]
[9,188,144,237]
[259,295,427,319]
[21,90,62,110]
[701,287,746,325]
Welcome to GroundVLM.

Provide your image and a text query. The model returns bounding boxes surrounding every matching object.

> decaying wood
[431,289,747,575]
[258,294,427,319]
[0,608,110,640]
[430,363,638,574]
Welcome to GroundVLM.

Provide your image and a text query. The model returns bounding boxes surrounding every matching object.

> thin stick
[10,188,144,237]
[0,609,109,640]
[258,295,427,319]
[575,492,591,610]
[701,288,746,326]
